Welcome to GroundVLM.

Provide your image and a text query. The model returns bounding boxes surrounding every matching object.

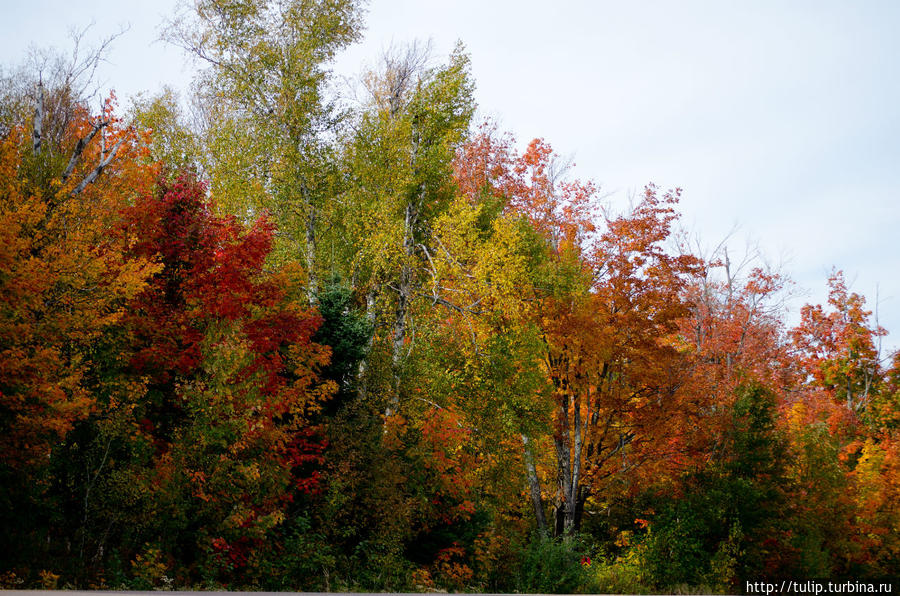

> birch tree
[339,43,474,415]
[165,0,364,302]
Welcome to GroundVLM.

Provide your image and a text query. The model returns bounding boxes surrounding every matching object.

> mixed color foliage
[1,1,898,592]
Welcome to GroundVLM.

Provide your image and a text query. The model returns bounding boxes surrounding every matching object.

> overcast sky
[3,0,899,354]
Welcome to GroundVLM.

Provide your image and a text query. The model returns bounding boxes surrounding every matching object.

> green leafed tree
[164,0,364,301]
[336,42,475,414]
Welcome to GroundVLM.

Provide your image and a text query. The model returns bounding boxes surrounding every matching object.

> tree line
[1,1,898,592]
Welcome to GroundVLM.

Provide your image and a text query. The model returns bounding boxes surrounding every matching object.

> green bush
[514,533,592,594]
[590,546,652,594]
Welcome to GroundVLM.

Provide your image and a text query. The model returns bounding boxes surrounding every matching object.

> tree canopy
[1,3,898,592]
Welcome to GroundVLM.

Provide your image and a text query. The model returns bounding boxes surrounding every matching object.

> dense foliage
[1,1,898,591]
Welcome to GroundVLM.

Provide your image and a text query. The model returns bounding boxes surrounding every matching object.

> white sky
[3,0,899,354]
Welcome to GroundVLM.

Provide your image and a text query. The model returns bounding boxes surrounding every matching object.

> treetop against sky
[2,0,898,352]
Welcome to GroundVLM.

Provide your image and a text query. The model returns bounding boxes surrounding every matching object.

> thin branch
[416,291,485,315]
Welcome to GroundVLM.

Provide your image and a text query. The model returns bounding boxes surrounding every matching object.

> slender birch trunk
[522,434,549,535]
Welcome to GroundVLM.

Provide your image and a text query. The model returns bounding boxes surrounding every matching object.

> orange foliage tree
[0,92,155,470]
[446,129,704,536]
[791,270,886,414]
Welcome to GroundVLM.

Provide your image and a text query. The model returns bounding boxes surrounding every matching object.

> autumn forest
[1,1,898,593]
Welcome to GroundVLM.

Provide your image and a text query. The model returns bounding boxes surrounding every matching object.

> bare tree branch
[71,130,129,195]
[62,118,109,182]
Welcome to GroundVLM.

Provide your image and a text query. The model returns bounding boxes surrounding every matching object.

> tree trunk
[522,434,548,535]
[553,380,582,536]
[357,287,378,399]
[32,80,43,155]
[387,201,416,417]
[568,389,584,533]
[305,207,318,306]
